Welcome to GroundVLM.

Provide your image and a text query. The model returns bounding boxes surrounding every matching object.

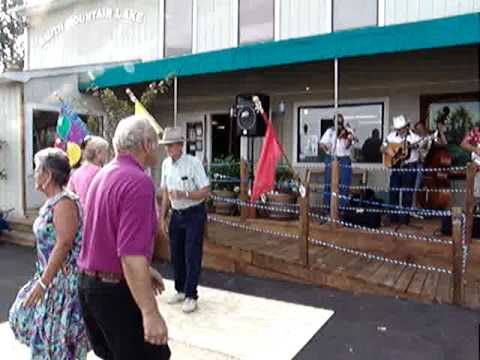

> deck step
[0,230,35,247]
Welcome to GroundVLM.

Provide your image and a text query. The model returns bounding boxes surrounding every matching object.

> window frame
[237,0,276,46]
[332,0,379,32]
[163,0,194,58]
[293,99,388,168]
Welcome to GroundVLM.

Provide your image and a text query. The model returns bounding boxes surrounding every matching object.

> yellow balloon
[66,142,81,167]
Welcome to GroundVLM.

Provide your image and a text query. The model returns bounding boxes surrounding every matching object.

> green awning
[79,13,480,90]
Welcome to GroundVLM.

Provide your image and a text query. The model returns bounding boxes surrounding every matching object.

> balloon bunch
[55,102,90,167]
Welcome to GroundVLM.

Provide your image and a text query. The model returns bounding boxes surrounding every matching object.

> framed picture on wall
[195,124,203,137]
[421,92,480,166]
[196,140,203,151]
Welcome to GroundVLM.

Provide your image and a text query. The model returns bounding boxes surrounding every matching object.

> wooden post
[452,207,465,305]
[240,159,249,222]
[330,159,340,228]
[298,185,310,267]
[464,162,476,245]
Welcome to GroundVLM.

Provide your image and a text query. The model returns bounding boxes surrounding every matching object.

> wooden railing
[237,156,474,306]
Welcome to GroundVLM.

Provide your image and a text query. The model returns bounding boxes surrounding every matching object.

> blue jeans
[389,162,418,224]
[169,203,206,300]
[323,155,352,210]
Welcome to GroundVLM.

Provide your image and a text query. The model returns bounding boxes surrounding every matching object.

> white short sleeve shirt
[319,127,352,157]
[161,154,210,210]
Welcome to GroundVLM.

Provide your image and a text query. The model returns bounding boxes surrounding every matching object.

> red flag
[251,121,282,202]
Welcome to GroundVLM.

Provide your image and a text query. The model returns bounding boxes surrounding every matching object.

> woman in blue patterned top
[9,148,90,359]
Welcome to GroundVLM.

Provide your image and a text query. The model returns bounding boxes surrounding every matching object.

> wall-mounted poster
[421,93,480,166]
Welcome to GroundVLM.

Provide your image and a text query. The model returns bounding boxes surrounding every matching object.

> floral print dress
[9,190,90,359]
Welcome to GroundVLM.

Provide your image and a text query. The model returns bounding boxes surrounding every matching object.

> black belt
[326,155,350,160]
[394,161,418,169]
[172,202,205,215]
[81,270,124,284]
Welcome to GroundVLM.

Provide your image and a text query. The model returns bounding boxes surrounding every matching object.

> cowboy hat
[393,115,408,130]
[158,127,185,145]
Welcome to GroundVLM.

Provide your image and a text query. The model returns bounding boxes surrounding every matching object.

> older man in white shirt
[159,127,210,313]
[319,114,353,211]
[382,115,421,224]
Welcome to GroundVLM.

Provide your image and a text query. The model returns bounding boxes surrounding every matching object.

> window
[197,0,236,52]
[165,0,193,57]
[297,103,384,164]
[239,0,274,45]
[333,0,378,31]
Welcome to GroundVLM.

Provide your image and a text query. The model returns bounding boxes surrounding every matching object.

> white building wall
[383,0,480,25]
[279,0,332,39]
[27,0,161,70]
[23,0,480,70]
[196,0,237,53]
[0,83,24,216]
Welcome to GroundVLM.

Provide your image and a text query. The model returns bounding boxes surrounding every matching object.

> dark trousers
[169,202,206,300]
[323,155,352,210]
[389,162,418,224]
[78,274,171,360]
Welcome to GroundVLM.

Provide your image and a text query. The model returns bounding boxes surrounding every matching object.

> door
[211,114,240,161]
[25,105,60,209]
[25,104,105,210]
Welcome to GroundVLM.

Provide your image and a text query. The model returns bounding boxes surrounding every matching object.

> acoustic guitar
[383,132,437,168]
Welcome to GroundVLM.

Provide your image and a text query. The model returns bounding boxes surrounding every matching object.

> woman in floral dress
[9,148,90,359]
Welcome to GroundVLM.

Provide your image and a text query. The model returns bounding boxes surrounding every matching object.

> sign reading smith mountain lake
[40,8,145,48]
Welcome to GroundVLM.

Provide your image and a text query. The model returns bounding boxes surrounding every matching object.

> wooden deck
[194,215,480,310]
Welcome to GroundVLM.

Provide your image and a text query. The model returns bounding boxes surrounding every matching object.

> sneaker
[182,298,197,313]
[167,292,185,304]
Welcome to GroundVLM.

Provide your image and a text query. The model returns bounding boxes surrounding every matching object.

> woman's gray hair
[34,148,70,187]
[83,136,109,162]
[112,115,158,153]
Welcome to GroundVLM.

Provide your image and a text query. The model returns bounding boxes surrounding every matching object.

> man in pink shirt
[67,135,109,209]
[78,116,170,360]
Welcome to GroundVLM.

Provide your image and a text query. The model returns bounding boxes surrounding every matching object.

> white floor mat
[1,279,334,359]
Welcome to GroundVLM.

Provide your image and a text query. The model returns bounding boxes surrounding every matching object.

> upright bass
[416,123,452,209]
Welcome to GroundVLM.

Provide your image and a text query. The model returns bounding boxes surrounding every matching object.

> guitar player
[381,115,421,224]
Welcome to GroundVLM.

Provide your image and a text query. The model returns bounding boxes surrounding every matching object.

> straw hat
[393,115,408,130]
[158,127,185,145]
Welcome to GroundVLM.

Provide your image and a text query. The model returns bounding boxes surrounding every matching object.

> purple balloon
[67,121,87,144]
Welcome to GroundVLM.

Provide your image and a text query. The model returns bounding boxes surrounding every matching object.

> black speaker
[342,189,383,229]
[233,94,269,137]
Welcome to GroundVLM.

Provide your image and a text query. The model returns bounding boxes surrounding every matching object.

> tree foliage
[90,79,172,147]
[0,0,26,71]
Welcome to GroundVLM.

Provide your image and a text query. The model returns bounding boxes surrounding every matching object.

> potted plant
[210,155,240,215]
[265,166,299,220]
